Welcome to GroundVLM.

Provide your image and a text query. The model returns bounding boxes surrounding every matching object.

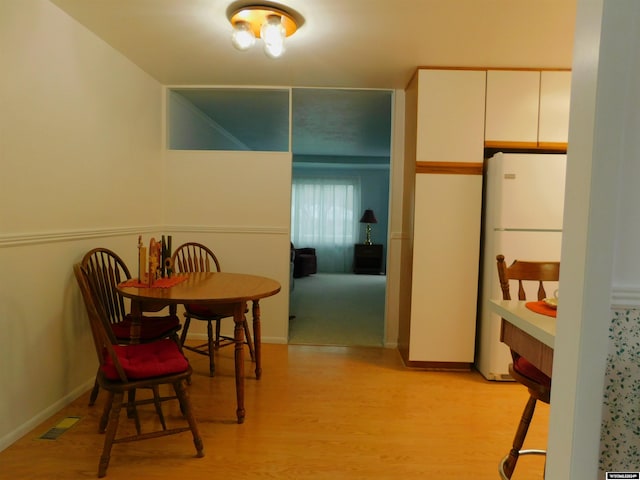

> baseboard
[0,377,94,453]
[398,346,472,371]
[402,360,472,371]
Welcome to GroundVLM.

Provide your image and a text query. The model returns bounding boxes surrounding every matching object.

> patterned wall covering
[600,308,640,474]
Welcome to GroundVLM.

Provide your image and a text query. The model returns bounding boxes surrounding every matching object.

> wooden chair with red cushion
[81,248,182,405]
[171,242,254,377]
[74,263,204,478]
[496,254,559,479]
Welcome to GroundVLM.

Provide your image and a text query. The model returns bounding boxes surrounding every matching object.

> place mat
[118,276,187,289]
[525,300,557,318]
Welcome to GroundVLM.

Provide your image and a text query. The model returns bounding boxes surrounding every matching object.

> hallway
[288,273,386,346]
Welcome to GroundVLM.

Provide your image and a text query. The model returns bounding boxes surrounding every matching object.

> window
[291,176,361,273]
[168,88,289,151]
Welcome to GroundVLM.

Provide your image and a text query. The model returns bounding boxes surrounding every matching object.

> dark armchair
[292,244,317,278]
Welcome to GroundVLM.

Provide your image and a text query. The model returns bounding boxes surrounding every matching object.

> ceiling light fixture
[228,4,300,59]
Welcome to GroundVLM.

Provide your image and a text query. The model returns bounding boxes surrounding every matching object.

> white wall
[162,149,293,343]
[547,1,640,478]
[0,0,164,450]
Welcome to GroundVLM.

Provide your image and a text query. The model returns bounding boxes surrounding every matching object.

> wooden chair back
[81,247,172,322]
[170,242,253,376]
[81,247,133,325]
[73,263,129,382]
[496,254,560,301]
[172,242,221,273]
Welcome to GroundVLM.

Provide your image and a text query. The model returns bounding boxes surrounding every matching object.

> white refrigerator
[476,152,566,381]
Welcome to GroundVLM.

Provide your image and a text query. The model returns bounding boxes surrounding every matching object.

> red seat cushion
[111,315,180,341]
[101,339,189,380]
[513,356,552,388]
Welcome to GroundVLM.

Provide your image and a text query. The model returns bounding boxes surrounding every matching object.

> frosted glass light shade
[261,15,286,58]
[261,15,285,43]
[231,21,256,50]
[264,39,285,58]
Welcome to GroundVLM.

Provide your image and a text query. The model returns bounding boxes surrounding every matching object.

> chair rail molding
[0,225,290,248]
[389,231,409,241]
[165,225,288,236]
[610,284,640,308]
[0,226,160,248]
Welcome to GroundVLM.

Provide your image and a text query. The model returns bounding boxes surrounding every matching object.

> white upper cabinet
[416,69,486,162]
[485,69,571,148]
[485,70,541,147]
[539,71,572,146]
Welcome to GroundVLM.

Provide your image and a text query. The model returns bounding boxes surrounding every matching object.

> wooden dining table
[117,271,281,423]
[490,299,556,377]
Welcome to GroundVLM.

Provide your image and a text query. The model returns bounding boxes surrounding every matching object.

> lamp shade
[359,209,377,224]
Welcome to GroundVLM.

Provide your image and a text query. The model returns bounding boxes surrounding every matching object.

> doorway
[288,88,393,347]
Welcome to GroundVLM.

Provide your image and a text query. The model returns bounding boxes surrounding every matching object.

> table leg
[234,301,246,424]
[129,300,142,344]
[252,300,262,380]
[127,301,143,419]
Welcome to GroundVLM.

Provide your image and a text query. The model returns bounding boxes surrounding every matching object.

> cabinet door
[539,71,572,147]
[409,173,482,363]
[485,70,540,147]
[416,69,486,162]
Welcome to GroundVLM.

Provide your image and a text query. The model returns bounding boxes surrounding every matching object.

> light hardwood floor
[0,343,549,479]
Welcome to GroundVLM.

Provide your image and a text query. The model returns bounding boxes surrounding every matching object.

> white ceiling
[50,0,577,158]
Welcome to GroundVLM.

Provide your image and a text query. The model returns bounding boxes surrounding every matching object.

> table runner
[525,300,557,318]
[118,276,187,289]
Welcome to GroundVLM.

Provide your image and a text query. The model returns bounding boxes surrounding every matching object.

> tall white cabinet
[401,69,486,367]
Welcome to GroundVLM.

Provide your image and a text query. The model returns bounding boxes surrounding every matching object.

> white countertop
[489,299,556,349]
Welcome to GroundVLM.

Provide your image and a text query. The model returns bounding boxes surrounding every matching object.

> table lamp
[359,209,378,245]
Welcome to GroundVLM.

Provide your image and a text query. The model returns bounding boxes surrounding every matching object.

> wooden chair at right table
[496,254,560,479]
[171,242,255,377]
[74,263,204,478]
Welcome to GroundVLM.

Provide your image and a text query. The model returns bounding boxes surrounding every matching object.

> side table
[353,244,383,274]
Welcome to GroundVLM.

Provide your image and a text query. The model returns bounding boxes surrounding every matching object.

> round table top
[117,271,281,305]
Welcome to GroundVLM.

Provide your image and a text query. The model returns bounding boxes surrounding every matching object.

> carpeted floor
[288,273,386,346]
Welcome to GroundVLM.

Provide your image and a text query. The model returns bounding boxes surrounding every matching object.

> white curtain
[291,176,361,273]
